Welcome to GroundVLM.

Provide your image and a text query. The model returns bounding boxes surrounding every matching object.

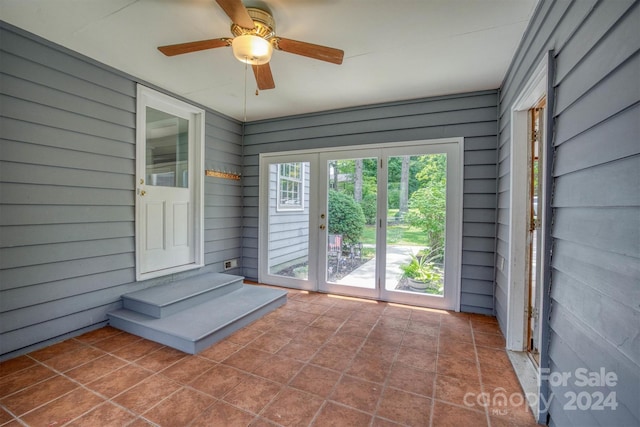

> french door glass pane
[268,162,310,279]
[325,158,377,289]
[386,154,446,296]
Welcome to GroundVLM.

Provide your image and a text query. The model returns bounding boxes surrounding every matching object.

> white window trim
[276,162,305,212]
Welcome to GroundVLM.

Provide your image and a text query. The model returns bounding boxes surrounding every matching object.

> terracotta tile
[91,332,142,352]
[190,364,250,398]
[223,375,282,413]
[338,319,375,337]
[481,363,522,390]
[199,339,242,362]
[1,375,77,416]
[247,331,292,353]
[272,319,307,335]
[86,364,152,398]
[382,305,413,319]
[127,417,156,427]
[143,387,215,426]
[66,402,136,427]
[192,401,255,426]
[296,326,334,346]
[0,364,57,398]
[290,365,340,397]
[135,346,186,372]
[276,309,318,325]
[160,356,216,384]
[401,330,438,353]
[251,354,304,384]
[406,320,440,336]
[438,338,477,360]
[474,331,506,349]
[376,388,431,426]
[323,306,354,320]
[410,310,442,325]
[112,375,180,414]
[222,347,271,372]
[44,346,106,372]
[312,401,372,426]
[490,411,539,427]
[326,333,365,353]
[28,339,85,362]
[110,339,163,362]
[290,301,330,315]
[368,325,404,345]
[431,400,488,427]
[261,387,323,427]
[227,327,264,345]
[359,339,398,363]
[20,387,104,427]
[439,324,473,342]
[377,316,409,330]
[0,356,36,378]
[435,374,483,407]
[395,346,437,372]
[440,312,470,327]
[437,354,480,381]
[75,327,122,344]
[310,346,355,372]
[346,353,392,383]
[247,315,279,332]
[0,406,13,424]
[65,354,127,384]
[476,347,511,369]
[472,320,502,335]
[387,363,435,397]
[329,375,382,413]
[276,340,321,362]
[310,315,345,332]
[372,417,404,426]
[349,311,381,326]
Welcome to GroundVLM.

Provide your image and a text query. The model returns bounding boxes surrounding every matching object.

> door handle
[319,224,326,230]
[138,189,146,196]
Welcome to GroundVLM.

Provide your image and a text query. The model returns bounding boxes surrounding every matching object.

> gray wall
[497,1,639,425]
[242,90,499,314]
[0,23,244,358]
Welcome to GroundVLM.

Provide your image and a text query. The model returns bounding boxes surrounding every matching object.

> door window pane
[268,162,311,279]
[387,154,446,296]
[145,107,189,188]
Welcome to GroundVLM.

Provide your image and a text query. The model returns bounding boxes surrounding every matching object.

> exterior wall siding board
[243,90,498,314]
[0,24,243,357]
[497,1,640,424]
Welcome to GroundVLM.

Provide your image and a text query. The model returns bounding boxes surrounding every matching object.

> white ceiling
[0,0,538,122]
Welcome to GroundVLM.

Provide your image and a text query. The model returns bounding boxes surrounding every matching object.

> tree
[354,159,363,202]
[328,190,365,244]
[399,155,410,215]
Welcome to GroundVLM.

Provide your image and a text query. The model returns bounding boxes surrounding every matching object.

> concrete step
[108,284,287,354]
[122,272,243,318]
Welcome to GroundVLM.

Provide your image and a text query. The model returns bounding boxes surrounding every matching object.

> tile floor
[0,288,539,426]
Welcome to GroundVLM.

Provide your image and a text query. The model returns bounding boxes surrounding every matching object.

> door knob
[139,189,146,196]
[319,224,326,230]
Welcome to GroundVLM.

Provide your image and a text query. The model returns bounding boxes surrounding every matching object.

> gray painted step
[122,272,243,318]
[108,284,287,354]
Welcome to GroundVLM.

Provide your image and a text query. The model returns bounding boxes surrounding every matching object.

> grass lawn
[361,223,429,246]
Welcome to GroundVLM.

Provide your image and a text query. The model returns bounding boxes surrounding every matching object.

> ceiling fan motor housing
[231,8,275,40]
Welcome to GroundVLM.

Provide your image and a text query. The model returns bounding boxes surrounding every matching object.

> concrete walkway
[335,245,419,289]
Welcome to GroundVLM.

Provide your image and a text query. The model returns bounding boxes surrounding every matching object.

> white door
[136,86,204,280]
[259,139,463,311]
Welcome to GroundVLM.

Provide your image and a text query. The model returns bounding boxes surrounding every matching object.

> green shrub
[360,193,377,225]
[328,190,365,244]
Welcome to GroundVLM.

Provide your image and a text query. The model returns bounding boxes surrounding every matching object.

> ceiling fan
[157,0,344,90]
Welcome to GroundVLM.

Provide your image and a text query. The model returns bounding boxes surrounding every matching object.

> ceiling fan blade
[215,0,255,29]
[252,63,275,90]
[158,38,230,56]
[275,37,344,65]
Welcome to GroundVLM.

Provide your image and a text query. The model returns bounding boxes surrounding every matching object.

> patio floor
[0,286,538,426]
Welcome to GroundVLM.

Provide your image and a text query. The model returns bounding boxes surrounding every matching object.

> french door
[259,140,462,310]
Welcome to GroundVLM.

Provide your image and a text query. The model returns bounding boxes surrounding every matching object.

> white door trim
[135,85,205,281]
[506,58,548,350]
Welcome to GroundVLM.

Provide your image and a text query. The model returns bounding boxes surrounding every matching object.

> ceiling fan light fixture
[232,34,272,65]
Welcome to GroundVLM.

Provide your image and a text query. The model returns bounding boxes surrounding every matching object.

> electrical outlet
[224,259,238,270]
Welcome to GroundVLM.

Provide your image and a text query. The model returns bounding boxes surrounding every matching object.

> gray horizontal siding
[243,90,498,314]
[0,23,243,357]
[497,0,640,425]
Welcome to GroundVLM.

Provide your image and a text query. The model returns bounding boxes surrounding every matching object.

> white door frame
[258,138,463,311]
[135,85,205,281]
[506,57,548,350]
